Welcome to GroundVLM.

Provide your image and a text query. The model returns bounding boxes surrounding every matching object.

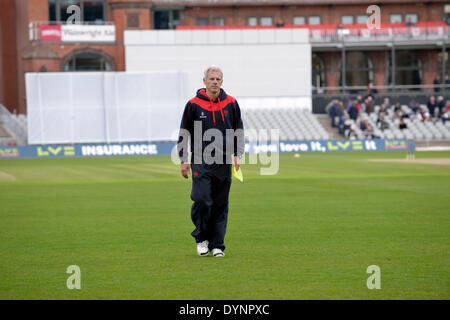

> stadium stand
[242,107,330,142]
[0,104,27,145]
[326,99,450,142]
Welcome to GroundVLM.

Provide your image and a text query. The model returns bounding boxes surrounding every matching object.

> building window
[390,14,402,23]
[308,16,321,25]
[212,17,225,26]
[312,54,325,93]
[405,13,419,24]
[154,11,169,29]
[49,0,57,21]
[48,0,106,23]
[59,0,81,22]
[340,52,373,87]
[341,15,354,25]
[356,15,368,24]
[260,17,273,26]
[172,11,181,27]
[247,17,258,26]
[64,51,113,71]
[293,16,305,25]
[196,17,209,26]
[153,10,181,29]
[388,51,422,86]
[83,0,105,23]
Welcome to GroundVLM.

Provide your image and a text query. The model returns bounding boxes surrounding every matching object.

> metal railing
[313,84,450,94]
[309,25,450,43]
[29,21,115,41]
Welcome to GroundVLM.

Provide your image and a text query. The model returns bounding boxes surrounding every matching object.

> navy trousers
[190,164,232,251]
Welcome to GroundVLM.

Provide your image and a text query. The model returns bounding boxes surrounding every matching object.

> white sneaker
[197,241,209,256]
[211,248,225,257]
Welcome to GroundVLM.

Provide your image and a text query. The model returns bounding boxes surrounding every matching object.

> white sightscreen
[25,72,189,144]
[124,29,312,109]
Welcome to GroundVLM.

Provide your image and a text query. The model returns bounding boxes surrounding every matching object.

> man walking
[177,66,244,257]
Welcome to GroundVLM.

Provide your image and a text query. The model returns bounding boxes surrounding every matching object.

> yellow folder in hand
[232,166,243,182]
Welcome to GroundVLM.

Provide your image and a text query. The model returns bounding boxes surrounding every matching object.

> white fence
[25,72,189,145]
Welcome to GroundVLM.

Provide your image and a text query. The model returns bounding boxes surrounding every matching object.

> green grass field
[0,151,449,299]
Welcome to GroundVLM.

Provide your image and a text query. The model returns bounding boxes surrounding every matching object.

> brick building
[1,0,449,114]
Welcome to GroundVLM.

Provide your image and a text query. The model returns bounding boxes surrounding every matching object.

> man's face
[203,71,223,95]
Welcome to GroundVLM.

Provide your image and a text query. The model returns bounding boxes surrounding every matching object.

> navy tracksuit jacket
[178,88,244,251]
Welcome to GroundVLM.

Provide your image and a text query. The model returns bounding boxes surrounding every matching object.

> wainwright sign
[40,24,115,42]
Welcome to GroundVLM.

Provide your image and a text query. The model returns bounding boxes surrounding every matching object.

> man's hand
[233,156,240,171]
[181,162,190,179]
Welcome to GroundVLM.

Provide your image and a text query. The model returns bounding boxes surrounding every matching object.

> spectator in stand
[433,75,441,93]
[360,119,367,131]
[380,119,390,131]
[445,75,450,92]
[408,98,423,116]
[338,114,348,135]
[360,97,367,113]
[376,112,390,131]
[355,98,362,115]
[345,99,353,113]
[328,99,341,127]
[410,101,421,118]
[365,96,375,114]
[405,17,415,27]
[360,119,376,139]
[399,118,408,130]
[419,106,431,122]
[359,119,368,131]
[437,96,445,117]
[356,95,365,112]
[401,109,410,119]
[348,100,359,121]
[343,119,352,137]
[378,104,387,118]
[393,108,404,121]
[347,125,357,140]
[427,95,437,117]
[365,124,376,139]
[393,101,402,113]
[364,82,378,100]
[276,19,285,27]
[440,100,450,123]
[382,97,391,109]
